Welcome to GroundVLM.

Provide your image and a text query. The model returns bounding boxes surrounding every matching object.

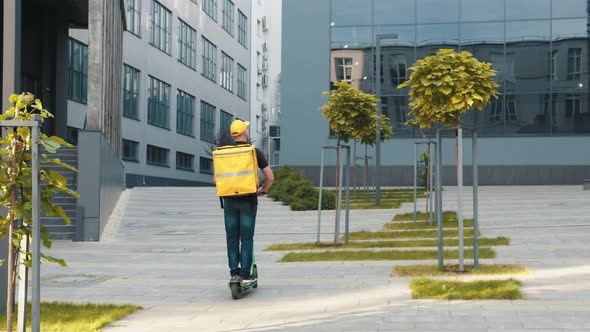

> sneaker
[230,275,243,283]
[241,275,257,283]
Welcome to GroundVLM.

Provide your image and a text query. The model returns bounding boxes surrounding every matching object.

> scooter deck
[229,279,257,299]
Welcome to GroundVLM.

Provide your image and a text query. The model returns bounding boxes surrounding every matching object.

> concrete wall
[88,0,124,156]
[78,131,125,240]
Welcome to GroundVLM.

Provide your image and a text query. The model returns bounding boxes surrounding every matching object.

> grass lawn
[348,202,403,209]
[0,302,141,332]
[347,228,479,241]
[393,264,527,277]
[277,247,495,262]
[394,211,458,221]
[265,236,509,251]
[383,218,475,230]
[410,278,524,300]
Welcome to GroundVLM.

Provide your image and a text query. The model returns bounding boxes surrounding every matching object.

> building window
[67,38,88,104]
[123,64,140,120]
[150,0,172,54]
[178,20,197,69]
[148,76,171,129]
[122,139,139,162]
[256,115,261,133]
[565,94,581,118]
[220,110,233,134]
[220,52,234,91]
[238,10,248,48]
[202,0,217,21]
[200,157,213,174]
[222,0,235,36]
[567,48,582,80]
[200,101,216,143]
[334,57,353,82]
[550,50,558,81]
[389,55,407,86]
[126,0,142,36]
[146,145,169,167]
[202,37,217,81]
[176,151,195,171]
[237,64,247,100]
[489,95,517,121]
[177,90,195,136]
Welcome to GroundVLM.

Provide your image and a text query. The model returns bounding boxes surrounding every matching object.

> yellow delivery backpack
[213,144,259,197]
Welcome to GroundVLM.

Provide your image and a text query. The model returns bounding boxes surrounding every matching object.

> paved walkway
[38,186,590,331]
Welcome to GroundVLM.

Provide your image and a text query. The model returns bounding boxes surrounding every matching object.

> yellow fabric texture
[213,144,259,197]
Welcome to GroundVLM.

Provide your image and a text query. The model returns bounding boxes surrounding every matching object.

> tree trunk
[334,137,341,244]
[364,144,368,201]
[424,143,430,222]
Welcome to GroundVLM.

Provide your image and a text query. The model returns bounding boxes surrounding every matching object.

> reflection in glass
[327,0,590,136]
[506,0,550,21]
[416,23,459,46]
[331,0,372,26]
[461,0,503,22]
[552,0,587,19]
[552,19,587,40]
[506,20,550,94]
[374,0,415,25]
[417,0,459,23]
[461,22,504,45]
[331,26,373,49]
[553,93,590,133]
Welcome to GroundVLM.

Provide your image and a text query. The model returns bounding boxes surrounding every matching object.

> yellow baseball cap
[230,119,250,137]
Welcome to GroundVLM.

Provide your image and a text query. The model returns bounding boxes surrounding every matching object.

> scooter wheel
[230,283,240,300]
[252,265,258,288]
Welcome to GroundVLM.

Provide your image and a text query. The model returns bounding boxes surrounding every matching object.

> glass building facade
[330,0,590,136]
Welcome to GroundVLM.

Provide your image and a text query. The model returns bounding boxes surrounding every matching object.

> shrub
[267,166,336,211]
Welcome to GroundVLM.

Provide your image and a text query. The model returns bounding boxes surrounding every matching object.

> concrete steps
[40,147,78,240]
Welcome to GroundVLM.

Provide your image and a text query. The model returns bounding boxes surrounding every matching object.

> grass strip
[394,211,458,221]
[384,218,474,230]
[278,248,495,262]
[0,302,141,332]
[394,264,526,277]
[410,278,524,300]
[348,202,402,209]
[265,236,509,251]
[348,229,479,241]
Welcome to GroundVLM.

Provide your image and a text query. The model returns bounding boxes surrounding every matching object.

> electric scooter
[229,250,258,300]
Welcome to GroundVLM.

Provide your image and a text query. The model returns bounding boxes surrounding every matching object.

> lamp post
[375,33,398,205]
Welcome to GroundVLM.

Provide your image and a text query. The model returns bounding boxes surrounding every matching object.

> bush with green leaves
[267,166,335,210]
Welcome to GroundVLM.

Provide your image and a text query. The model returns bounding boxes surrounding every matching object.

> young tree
[1,93,77,331]
[357,114,393,199]
[321,81,378,243]
[398,49,499,270]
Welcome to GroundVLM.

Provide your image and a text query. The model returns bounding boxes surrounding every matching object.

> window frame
[150,0,173,54]
[146,144,170,167]
[123,64,141,120]
[178,19,197,69]
[220,52,234,92]
[202,37,218,82]
[122,139,140,162]
[222,0,235,36]
[147,76,171,129]
[237,64,247,100]
[67,38,88,104]
[126,0,142,37]
[200,100,216,143]
[176,89,196,136]
[176,151,195,171]
[237,10,248,48]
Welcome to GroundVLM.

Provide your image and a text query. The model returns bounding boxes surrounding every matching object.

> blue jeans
[223,197,257,277]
